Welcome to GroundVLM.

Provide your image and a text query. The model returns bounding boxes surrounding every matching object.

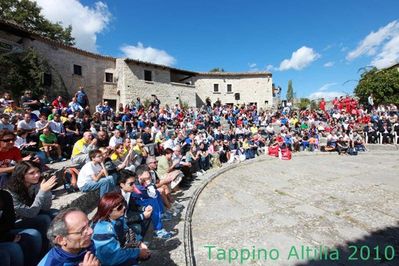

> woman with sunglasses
[92,192,150,266]
[6,161,58,255]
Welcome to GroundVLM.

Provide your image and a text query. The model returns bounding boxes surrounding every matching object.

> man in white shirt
[77,149,115,197]
[109,129,123,148]
[17,112,38,143]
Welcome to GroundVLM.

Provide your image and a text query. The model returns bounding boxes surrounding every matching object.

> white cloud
[121,42,176,66]
[308,83,343,100]
[248,63,259,72]
[265,64,275,71]
[308,91,343,100]
[346,20,399,68]
[323,61,334,67]
[35,0,111,52]
[278,46,320,71]
[371,34,399,68]
[323,44,334,51]
[319,83,337,91]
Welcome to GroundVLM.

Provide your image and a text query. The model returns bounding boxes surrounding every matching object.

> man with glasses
[77,149,115,197]
[0,130,22,188]
[38,208,99,266]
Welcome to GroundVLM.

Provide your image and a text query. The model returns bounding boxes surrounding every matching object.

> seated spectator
[132,165,174,239]
[35,114,49,134]
[17,112,38,143]
[77,149,115,197]
[38,208,99,266]
[92,192,150,265]
[51,96,67,111]
[336,136,349,155]
[64,114,81,147]
[20,90,40,111]
[109,129,123,148]
[147,156,183,213]
[0,130,28,188]
[15,129,37,156]
[94,130,110,149]
[68,97,84,113]
[7,161,58,254]
[132,138,148,164]
[172,145,192,178]
[117,170,153,240]
[0,189,42,266]
[110,143,136,172]
[0,114,15,131]
[207,140,222,167]
[0,91,13,111]
[39,127,66,163]
[71,132,97,167]
[379,122,393,144]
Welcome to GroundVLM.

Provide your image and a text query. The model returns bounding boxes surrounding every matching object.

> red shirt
[319,100,326,111]
[0,147,22,168]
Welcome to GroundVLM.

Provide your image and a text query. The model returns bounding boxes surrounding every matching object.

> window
[73,64,82,76]
[227,84,232,93]
[213,84,219,93]
[43,73,52,86]
[105,72,113,83]
[144,70,152,81]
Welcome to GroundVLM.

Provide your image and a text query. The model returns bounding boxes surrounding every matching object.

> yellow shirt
[250,126,258,135]
[71,138,89,157]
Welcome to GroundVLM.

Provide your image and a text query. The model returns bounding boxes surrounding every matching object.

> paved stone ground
[192,151,399,266]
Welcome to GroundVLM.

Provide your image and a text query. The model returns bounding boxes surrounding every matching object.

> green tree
[354,67,399,105]
[286,80,294,102]
[0,0,75,45]
[0,48,68,100]
[209,67,225,72]
[297,98,310,110]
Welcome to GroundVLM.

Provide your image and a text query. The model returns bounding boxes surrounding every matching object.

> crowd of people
[0,88,398,265]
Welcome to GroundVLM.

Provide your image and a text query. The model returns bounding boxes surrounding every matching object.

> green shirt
[39,133,57,144]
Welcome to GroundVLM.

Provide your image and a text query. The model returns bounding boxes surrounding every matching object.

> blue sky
[35,0,399,100]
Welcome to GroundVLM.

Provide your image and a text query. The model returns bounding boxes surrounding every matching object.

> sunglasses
[115,204,125,211]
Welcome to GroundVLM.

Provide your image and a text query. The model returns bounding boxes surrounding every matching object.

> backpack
[348,147,358,156]
[280,148,292,160]
[63,167,79,193]
[268,145,279,157]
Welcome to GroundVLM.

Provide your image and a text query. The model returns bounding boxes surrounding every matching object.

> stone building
[0,20,273,110]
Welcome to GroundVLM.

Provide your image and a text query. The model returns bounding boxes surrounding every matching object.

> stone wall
[27,39,116,108]
[1,23,273,110]
[193,73,273,109]
[117,59,196,107]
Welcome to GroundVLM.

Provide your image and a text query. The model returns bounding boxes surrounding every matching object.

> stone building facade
[0,20,273,110]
